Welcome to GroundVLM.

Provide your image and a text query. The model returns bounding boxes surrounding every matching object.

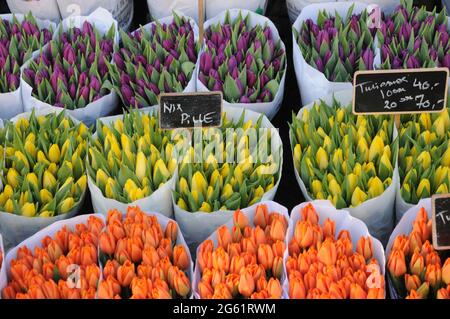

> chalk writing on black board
[432,194,450,250]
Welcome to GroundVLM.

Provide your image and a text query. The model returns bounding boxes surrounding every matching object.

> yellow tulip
[121,133,132,153]
[221,183,234,200]
[47,163,58,176]
[328,179,342,197]
[441,147,450,167]
[357,138,369,161]
[293,144,302,170]
[39,211,53,218]
[368,177,384,198]
[177,198,188,210]
[311,180,323,197]
[199,202,212,213]
[346,173,358,195]
[135,151,147,182]
[114,119,124,134]
[417,151,431,170]
[96,169,109,190]
[76,175,87,191]
[434,166,449,187]
[2,185,13,200]
[105,178,116,198]
[254,186,265,199]
[191,171,207,195]
[369,135,384,161]
[26,173,39,189]
[4,198,14,213]
[59,197,75,213]
[316,147,329,170]
[436,183,449,194]
[332,149,343,168]
[40,189,53,204]
[24,140,37,159]
[416,179,431,198]
[351,187,368,207]
[7,168,20,188]
[179,177,190,195]
[48,144,61,163]
[124,179,138,195]
[22,202,36,217]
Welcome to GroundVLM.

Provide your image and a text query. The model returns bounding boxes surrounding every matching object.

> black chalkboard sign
[353,68,449,115]
[432,194,450,250]
[159,92,223,129]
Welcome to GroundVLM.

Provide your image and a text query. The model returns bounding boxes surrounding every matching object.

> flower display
[98,206,192,299]
[1,216,104,299]
[287,203,385,299]
[88,111,180,203]
[22,21,115,109]
[387,206,450,299]
[0,111,89,217]
[378,0,450,69]
[174,112,281,212]
[398,109,450,204]
[108,13,199,108]
[196,204,288,299]
[290,99,396,209]
[0,13,53,93]
[198,11,286,104]
[294,5,375,82]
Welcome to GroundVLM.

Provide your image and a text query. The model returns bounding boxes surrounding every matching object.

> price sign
[432,194,450,250]
[353,68,449,115]
[159,92,222,129]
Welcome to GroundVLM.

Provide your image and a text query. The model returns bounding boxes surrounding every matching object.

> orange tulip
[317,238,337,266]
[442,259,450,285]
[329,282,346,299]
[85,264,100,289]
[227,243,241,258]
[27,284,47,299]
[387,249,407,278]
[152,286,172,299]
[54,228,70,254]
[246,263,265,282]
[301,203,319,224]
[117,260,135,287]
[349,283,367,299]
[294,221,315,248]
[99,231,116,256]
[103,259,119,279]
[257,244,274,270]
[289,276,306,299]
[107,209,122,224]
[415,207,428,223]
[80,244,97,267]
[324,265,341,282]
[87,215,104,237]
[157,256,172,279]
[42,262,55,281]
[272,256,283,279]
[213,282,232,299]
[238,269,255,297]
[233,209,249,230]
[198,281,214,299]
[272,240,285,258]
[336,237,354,258]
[211,268,225,289]
[426,251,441,267]
[173,245,190,270]
[98,276,121,299]
[337,230,351,240]
[251,290,270,299]
[416,282,430,298]
[151,266,165,282]
[367,288,384,299]
[198,250,212,273]
[243,226,253,238]
[406,289,422,299]
[352,269,367,289]
[288,239,300,257]
[408,231,423,254]
[217,225,232,250]
[157,238,172,260]
[270,213,288,230]
[405,274,421,292]
[270,219,286,242]
[108,220,126,241]
[241,251,257,266]
[241,238,257,255]
[252,226,266,247]
[391,235,410,256]
[47,240,63,263]
[231,225,242,243]
[409,251,425,277]
[41,280,60,299]
[225,274,240,297]
[130,277,150,299]
[136,264,152,279]
[412,219,432,243]
[2,284,18,299]
[165,220,178,243]
[425,264,442,288]
[68,234,81,252]
[266,278,282,299]
[322,218,336,239]
[356,236,373,261]
[10,262,29,290]
[173,270,191,297]
[256,275,267,292]
[437,287,450,299]
[142,228,159,249]
[421,240,434,256]
[303,269,317,291]
[316,272,332,294]
[212,246,230,273]
[307,287,322,299]
[142,246,160,267]
[230,255,246,274]
[254,204,269,229]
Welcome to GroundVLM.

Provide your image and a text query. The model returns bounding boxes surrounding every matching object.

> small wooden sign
[353,68,449,115]
[432,194,450,250]
[159,92,223,129]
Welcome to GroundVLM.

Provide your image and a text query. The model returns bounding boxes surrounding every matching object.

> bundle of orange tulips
[1,216,104,299]
[286,203,385,299]
[387,207,450,299]
[196,203,288,299]
[97,206,192,299]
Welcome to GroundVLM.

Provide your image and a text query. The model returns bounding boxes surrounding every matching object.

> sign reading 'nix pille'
[432,194,450,250]
[353,68,449,115]
[159,92,222,129]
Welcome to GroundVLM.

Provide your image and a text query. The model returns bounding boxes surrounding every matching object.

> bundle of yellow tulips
[399,109,450,205]
[290,99,396,209]
[174,112,281,213]
[88,111,180,203]
[0,111,89,217]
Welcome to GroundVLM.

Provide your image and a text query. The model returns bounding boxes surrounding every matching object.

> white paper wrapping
[0,14,56,120]
[205,0,268,20]
[0,213,105,299]
[88,110,176,219]
[386,198,431,299]
[290,90,398,245]
[196,9,287,120]
[20,8,120,127]
[286,0,400,23]
[292,2,382,105]
[98,209,194,298]
[147,0,203,23]
[57,0,134,31]
[0,109,86,251]
[192,200,290,299]
[282,200,386,298]
[6,0,62,22]
[174,106,284,251]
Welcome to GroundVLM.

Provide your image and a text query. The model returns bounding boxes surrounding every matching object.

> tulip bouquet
[98,206,192,299]
[195,203,288,299]
[398,109,450,209]
[1,215,105,299]
[88,111,181,216]
[0,111,89,218]
[22,20,116,112]
[174,111,281,214]
[293,4,375,82]
[108,13,199,108]
[387,206,450,299]
[286,203,385,299]
[198,10,286,107]
[290,99,396,209]
[0,13,53,94]
[378,0,450,69]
